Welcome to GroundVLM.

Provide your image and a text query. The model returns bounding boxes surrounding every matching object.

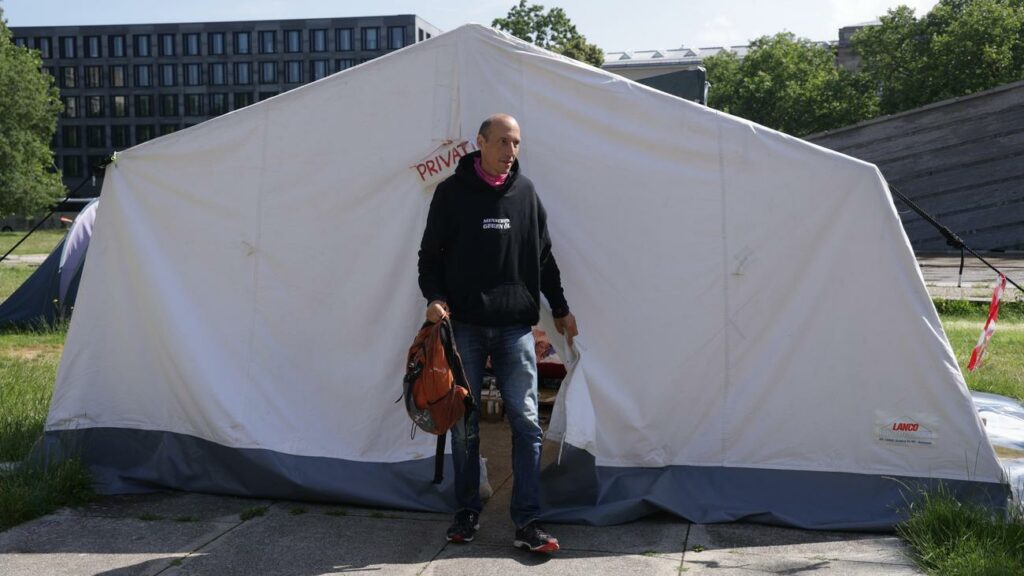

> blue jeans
[450,321,544,528]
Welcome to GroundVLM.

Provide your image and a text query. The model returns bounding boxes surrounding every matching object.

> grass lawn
[0,229,65,258]
[0,264,39,302]
[0,325,92,531]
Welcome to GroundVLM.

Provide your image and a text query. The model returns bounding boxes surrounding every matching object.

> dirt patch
[3,344,63,362]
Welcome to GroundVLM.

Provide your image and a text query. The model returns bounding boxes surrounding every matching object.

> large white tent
[43,25,1007,530]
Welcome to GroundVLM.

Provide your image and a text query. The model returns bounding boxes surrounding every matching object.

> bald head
[476,113,522,177]
[478,113,519,140]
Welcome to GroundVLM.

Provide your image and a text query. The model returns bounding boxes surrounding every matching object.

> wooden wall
[807,81,1024,252]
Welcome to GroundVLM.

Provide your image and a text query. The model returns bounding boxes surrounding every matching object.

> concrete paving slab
[683,523,922,574]
[0,513,231,576]
[72,492,273,523]
[159,503,447,576]
[423,542,683,576]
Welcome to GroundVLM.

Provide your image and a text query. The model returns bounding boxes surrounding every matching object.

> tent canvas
[42,25,1007,530]
[0,199,97,328]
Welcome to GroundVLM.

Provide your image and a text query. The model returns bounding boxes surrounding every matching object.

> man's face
[476,118,521,176]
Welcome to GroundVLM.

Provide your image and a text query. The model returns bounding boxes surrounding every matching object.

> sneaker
[513,522,560,553]
[446,509,480,543]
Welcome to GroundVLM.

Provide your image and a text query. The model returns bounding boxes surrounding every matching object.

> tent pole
[889,184,1023,294]
[0,160,105,264]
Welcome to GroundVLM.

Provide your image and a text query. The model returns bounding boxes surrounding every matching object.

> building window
[136,125,154,144]
[184,33,200,56]
[86,126,106,148]
[311,59,328,80]
[85,65,102,88]
[61,95,77,117]
[134,95,154,117]
[234,62,251,85]
[419,29,424,42]
[337,28,352,51]
[160,64,176,87]
[134,34,151,57]
[362,28,378,50]
[184,94,203,116]
[62,156,84,178]
[209,32,225,55]
[14,37,28,48]
[259,31,276,54]
[285,60,301,84]
[35,37,52,58]
[135,65,152,87]
[110,65,126,88]
[185,63,202,86]
[310,29,327,52]
[160,94,178,117]
[60,36,76,58]
[61,126,80,148]
[233,92,253,109]
[210,62,226,85]
[109,35,126,57]
[285,30,301,52]
[389,27,405,49]
[61,66,77,88]
[234,31,250,54]
[85,35,101,58]
[159,33,175,56]
[111,125,130,148]
[209,93,227,115]
[86,95,104,118]
[160,124,179,136]
[337,58,355,71]
[259,91,278,101]
[111,95,128,117]
[260,61,277,83]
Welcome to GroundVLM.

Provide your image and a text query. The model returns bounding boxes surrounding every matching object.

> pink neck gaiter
[474,157,509,188]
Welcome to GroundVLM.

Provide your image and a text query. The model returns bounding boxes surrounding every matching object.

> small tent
[42,26,1007,530]
[0,199,97,328]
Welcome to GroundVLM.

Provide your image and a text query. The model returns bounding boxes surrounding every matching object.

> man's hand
[426,300,449,323]
[554,312,578,347]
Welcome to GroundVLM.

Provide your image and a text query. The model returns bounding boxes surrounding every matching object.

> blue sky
[2,0,940,52]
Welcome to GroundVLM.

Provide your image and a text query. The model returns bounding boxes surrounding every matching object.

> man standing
[418,113,578,553]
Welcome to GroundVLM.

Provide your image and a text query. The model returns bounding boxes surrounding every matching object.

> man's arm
[418,186,449,321]
[537,198,579,345]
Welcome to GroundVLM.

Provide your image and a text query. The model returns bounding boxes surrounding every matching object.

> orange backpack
[401,316,475,483]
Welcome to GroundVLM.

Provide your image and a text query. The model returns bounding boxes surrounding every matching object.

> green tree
[854,0,1024,114]
[492,1,604,67]
[0,7,64,216]
[704,32,879,136]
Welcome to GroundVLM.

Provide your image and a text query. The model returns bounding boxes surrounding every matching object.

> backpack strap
[433,432,446,484]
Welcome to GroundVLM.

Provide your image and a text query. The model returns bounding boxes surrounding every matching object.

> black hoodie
[418,151,569,327]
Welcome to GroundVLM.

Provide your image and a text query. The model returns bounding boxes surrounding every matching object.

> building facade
[11,15,441,196]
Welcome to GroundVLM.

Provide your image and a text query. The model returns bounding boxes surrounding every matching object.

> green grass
[898,490,1024,576]
[0,328,64,462]
[0,459,94,532]
[0,264,38,302]
[239,506,268,521]
[0,229,65,258]
[937,300,1024,402]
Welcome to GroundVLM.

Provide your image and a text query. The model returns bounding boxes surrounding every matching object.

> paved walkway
[0,421,924,575]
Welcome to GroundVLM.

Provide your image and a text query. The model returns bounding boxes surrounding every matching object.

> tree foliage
[703,33,879,136]
[0,8,64,216]
[854,0,1024,114]
[493,1,604,67]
